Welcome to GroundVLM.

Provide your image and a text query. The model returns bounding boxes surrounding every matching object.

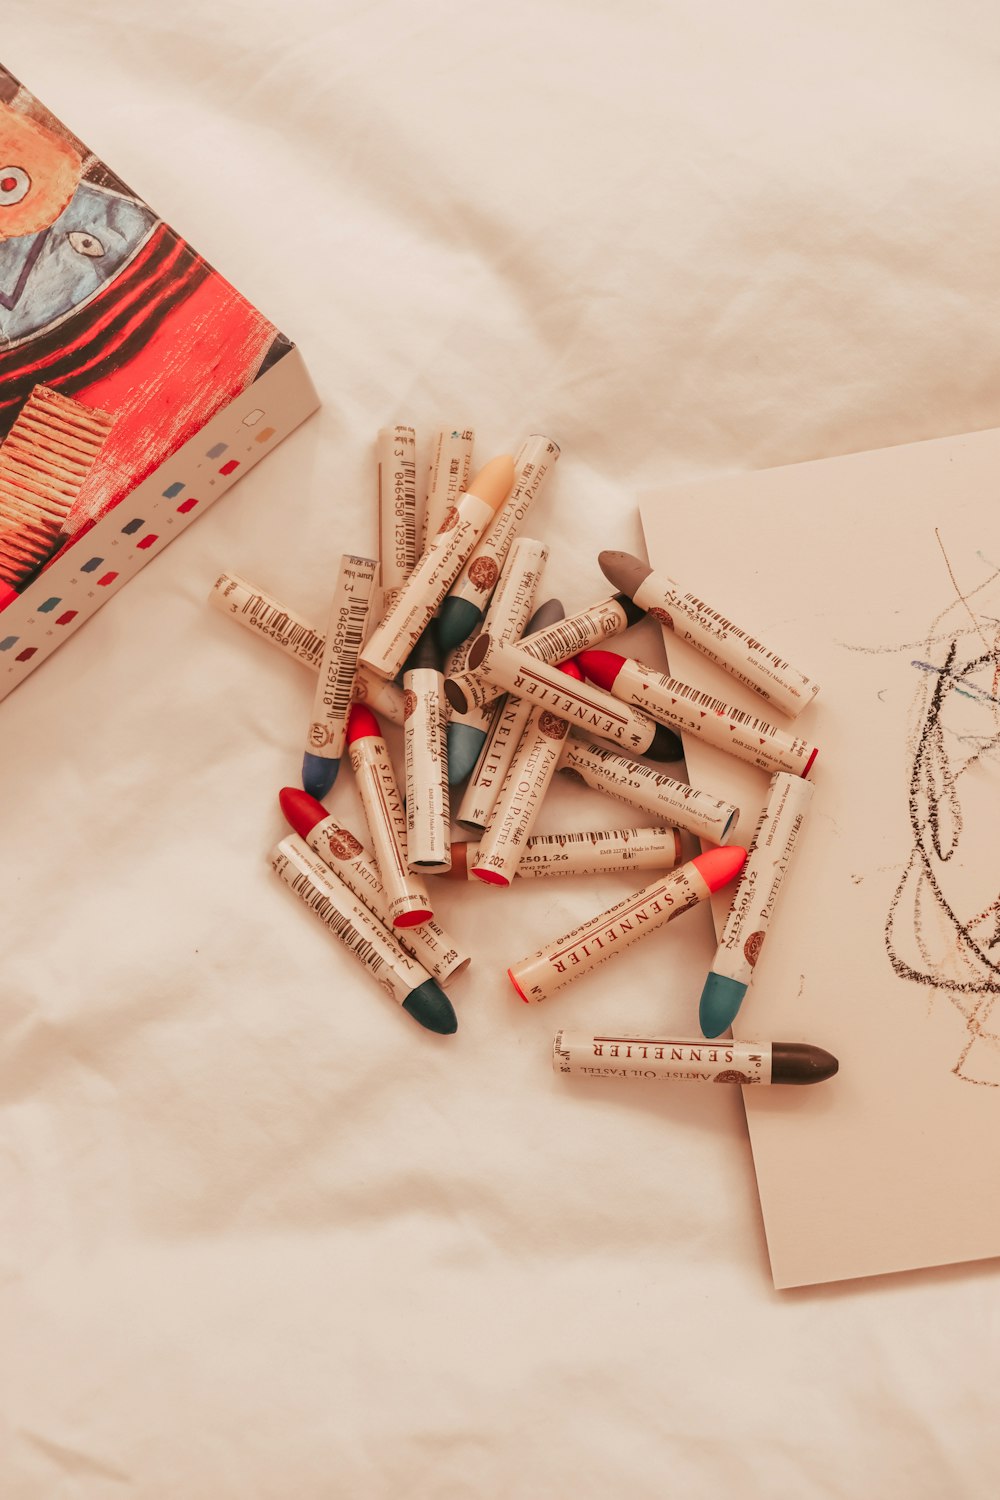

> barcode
[399,456,417,563]
[329,595,372,716]
[290,870,386,975]
[565,741,697,793]
[245,595,325,658]
[535,829,645,848]
[659,676,781,733]
[683,595,789,671]
[569,742,666,771]
[522,605,618,663]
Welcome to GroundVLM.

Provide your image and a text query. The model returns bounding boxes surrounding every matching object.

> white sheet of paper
[640,425,1000,1288]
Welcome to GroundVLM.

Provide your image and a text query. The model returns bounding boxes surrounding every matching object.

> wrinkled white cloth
[4,2,1000,1495]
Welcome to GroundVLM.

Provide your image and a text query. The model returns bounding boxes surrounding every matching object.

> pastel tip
[444,678,471,714]
[507,968,530,1003]
[699,972,747,1037]
[442,841,471,879]
[346,703,382,743]
[576,649,624,690]
[301,752,339,799]
[693,844,747,892]
[395,907,434,928]
[446,722,486,785]
[772,1042,840,1084]
[614,592,646,628]
[436,597,483,653]
[648,722,685,762]
[525,598,565,635]
[597,549,631,579]
[598,550,649,596]
[467,454,516,510]
[402,978,458,1034]
[472,867,509,886]
[279,785,329,838]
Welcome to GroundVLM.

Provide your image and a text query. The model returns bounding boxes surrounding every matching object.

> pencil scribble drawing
[882,535,1000,1084]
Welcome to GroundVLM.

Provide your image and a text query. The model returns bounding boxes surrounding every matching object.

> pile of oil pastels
[208,425,837,1089]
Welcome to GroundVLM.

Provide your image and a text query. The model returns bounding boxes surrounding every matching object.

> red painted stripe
[0,234,205,420]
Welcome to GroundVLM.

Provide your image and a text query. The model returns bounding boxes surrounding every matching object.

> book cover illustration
[0,63,317,692]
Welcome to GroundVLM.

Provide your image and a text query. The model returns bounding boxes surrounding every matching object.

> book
[0,62,319,700]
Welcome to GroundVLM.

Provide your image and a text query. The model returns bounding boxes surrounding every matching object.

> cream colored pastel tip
[466,454,516,512]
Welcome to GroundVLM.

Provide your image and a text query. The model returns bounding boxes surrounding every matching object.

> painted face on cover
[0,107,82,240]
[0,104,157,345]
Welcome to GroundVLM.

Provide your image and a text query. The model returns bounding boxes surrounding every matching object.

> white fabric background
[4,2,1000,1494]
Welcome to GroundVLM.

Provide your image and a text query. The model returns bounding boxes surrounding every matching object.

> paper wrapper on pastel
[210,572,327,668]
[403,663,451,871]
[478,826,680,879]
[456,692,531,831]
[553,1032,774,1084]
[558,738,739,844]
[633,569,819,719]
[462,635,660,754]
[361,490,496,681]
[508,861,710,1004]
[307,556,378,762]
[209,574,406,726]
[271,837,436,1008]
[452,546,548,827]
[422,427,473,546]
[349,726,433,927]
[447,434,558,620]
[607,657,817,777]
[301,815,469,985]
[473,705,571,884]
[519,595,639,665]
[478,536,548,656]
[712,773,815,992]
[376,425,417,611]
